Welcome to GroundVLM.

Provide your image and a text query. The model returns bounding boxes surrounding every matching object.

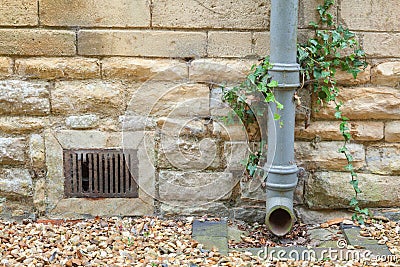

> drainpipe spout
[265,0,300,236]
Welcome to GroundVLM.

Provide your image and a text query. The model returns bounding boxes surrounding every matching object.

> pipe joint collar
[269,63,300,88]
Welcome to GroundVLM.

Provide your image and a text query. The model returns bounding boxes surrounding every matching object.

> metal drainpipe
[264,0,300,236]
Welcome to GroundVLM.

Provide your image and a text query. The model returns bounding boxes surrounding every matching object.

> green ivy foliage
[221,0,369,223]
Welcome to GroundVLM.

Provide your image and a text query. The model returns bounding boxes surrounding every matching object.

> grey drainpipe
[264,0,300,236]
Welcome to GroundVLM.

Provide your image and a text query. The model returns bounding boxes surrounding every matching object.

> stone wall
[0,0,399,222]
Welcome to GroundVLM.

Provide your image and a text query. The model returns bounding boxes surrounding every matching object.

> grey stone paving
[192,220,228,255]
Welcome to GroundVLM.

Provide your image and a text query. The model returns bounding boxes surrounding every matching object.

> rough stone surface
[160,201,229,217]
[0,0,37,26]
[363,33,400,58]
[298,0,336,28]
[0,29,75,56]
[349,121,384,141]
[294,206,352,224]
[305,172,400,208]
[253,32,270,57]
[128,82,210,117]
[0,138,25,165]
[51,81,125,115]
[121,115,156,131]
[366,145,400,175]
[0,117,47,134]
[208,31,253,58]
[40,0,150,27]
[385,121,400,143]
[213,122,248,141]
[152,0,269,29]
[65,114,99,129]
[56,130,108,149]
[0,168,33,198]
[231,207,266,224]
[315,87,400,120]
[51,198,154,218]
[189,59,255,83]
[33,178,46,212]
[341,0,400,31]
[29,134,45,169]
[371,61,400,87]
[295,141,365,171]
[102,58,187,81]
[335,66,371,86]
[159,171,235,202]
[0,57,12,76]
[0,80,50,115]
[224,142,250,171]
[78,30,207,58]
[295,121,342,141]
[16,57,100,79]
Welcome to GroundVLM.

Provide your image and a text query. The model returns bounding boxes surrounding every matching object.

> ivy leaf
[267,80,279,88]
[274,113,281,121]
[349,197,359,207]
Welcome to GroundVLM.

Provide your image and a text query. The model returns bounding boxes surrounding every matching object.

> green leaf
[274,113,281,121]
[267,80,279,88]
[349,197,359,207]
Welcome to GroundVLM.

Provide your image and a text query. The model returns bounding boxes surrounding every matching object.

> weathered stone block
[0,169,32,198]
[51,81,125,115]
[0,138,25,165]
[224,142,250,171]
[56,130,108,149]
[40,0,150,27]
[213,121,248,141]
[121,115,155,131]
[65,115,99,130]
[0,29,75,56]
[295,121,342,141]
[0,57,12,77]
[314,87,400,120]
[341,0,400,31]
[0,80,50,115]
[156,117,208,138]
[102,58,187,81]
[189,59,255,83]
[305,171,400,208]
[152,0,269,29]
[78,30,207,58]
[159,171,235,202]
[366,145,400,175]
[350,121,384,141]
[295,141,365,171]
[231,206,266,224]
[161,201,229,217]
[29,134,45,169]
[127,82,210,117]
[0,0,37,26]
[16,57,100,79]
[385,121,400,143]
[158,136,222,170]
[253,32,270,57]
[33,178,46,212]
[208,31,252,58]
[363,33,400,58]
[0,117,47,133]
[335,66,371,86]
[298,0,335,28]
[371,62,400,87]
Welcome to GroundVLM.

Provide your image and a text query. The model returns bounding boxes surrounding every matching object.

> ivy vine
[222,0,369,223]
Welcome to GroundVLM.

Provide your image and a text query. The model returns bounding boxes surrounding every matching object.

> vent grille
[63,149,138,198]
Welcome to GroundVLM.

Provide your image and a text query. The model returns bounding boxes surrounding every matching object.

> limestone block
[0,138,25,165]
[231,206,266,224]
[349,121,384,141]
[29,134,45,169]
[224,142,250,171]
[314,87,400,120]
[159,171,235,202]
[208,31,252,58]
[0,80,50,115]
[120,115,156,131]
[366,145,400,175]
[298,0,335,28]
[189,59,256,83]
[363,33,400,58]
[0,29,75,56]
[372,62,400,87]
[40,0,150,27]
[0,0,37,26]
[78,30,207,58]
[0,57,12,77]
[253,32,270,57]
[213,121,248,142]
[33,178,46,212]
[156,117,208,138]
[102,58,187,82]
[0,168,32,198]
[341,0,400,31]
[51,81,125,115]
[16,57,100,79]
[152,0,268,29]
[56,130,108,149]
[161,201,229,217]
[127,82,210,117]
[295,141,365,171]
[0,117,47,134]
[65,115,99,130]
[385,121,400,143]
[335,66,371,86]
[305,171,400,208]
